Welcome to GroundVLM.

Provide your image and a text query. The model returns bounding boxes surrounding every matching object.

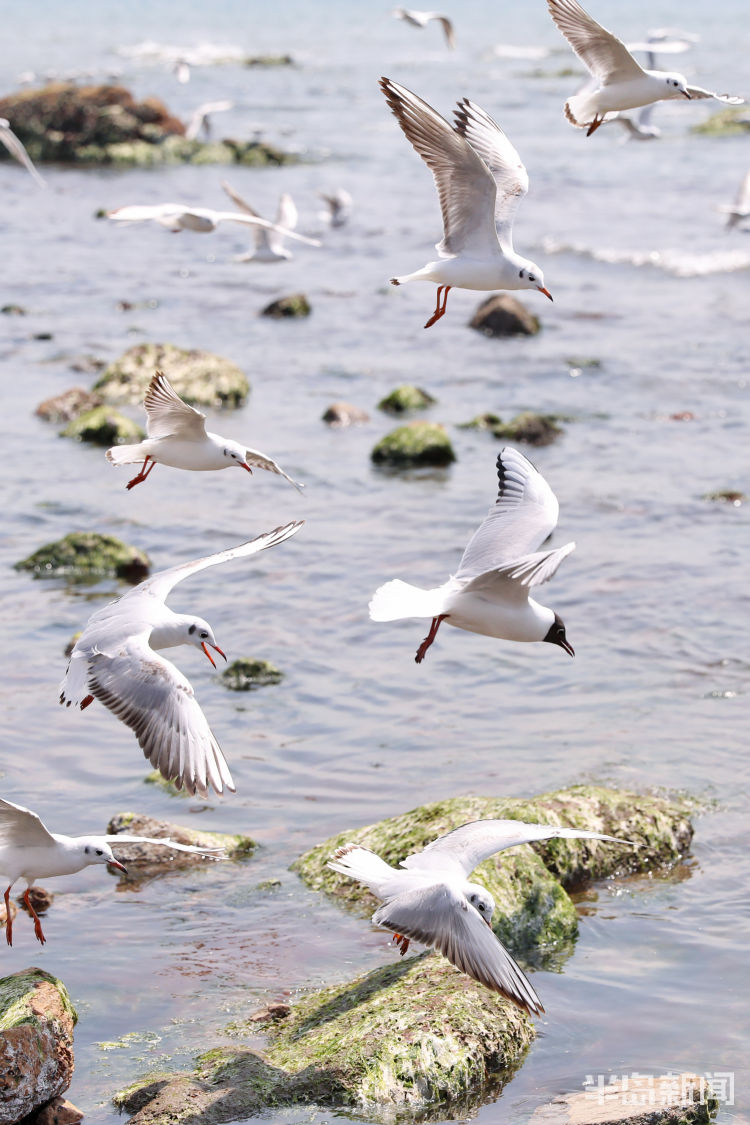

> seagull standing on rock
[380,78,552,330]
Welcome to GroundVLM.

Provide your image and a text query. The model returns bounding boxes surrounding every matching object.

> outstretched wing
[143,371,207,440]
[104,834,225,857]
[453,99,528,252]
[0,798,56,848]
[546,0,645,84]
[245,447,304,493]
[373,883,544,1014]
[0,119,46,187]
[462,542,576,595]
[684,85,744,104]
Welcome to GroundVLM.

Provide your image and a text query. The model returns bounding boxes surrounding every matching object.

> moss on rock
[15,532,150,582]
[61,405,144,446]
[220,658,284,691]
[94,343,249,407]
[703,489,746,505]
[691,107,750,136]
[459,411,563,445]
[36,387,102,423]
[469,294,541,338]
[106,812,256,877]
[260,293,311,319]
[377,385,437,414]
[371,421,456,468]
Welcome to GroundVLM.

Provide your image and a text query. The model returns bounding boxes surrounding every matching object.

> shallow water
[1,1,748,1122]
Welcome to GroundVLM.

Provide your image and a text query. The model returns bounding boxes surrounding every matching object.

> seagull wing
[87,642,235,798]
[402,819,636,878]
[103,834,226,857]
[453,99,529,252]
[106,204,183,224]
[373,883,544,1014]
[123,521,304,604]
[0,798,57,848]
[209,210,320,246]
[546,0,646,83]
[143,371,207,440]
[220,180,269,251]
[684,85,744,104]
[380,76,499,258]
[454,448,561,581]
[244,447,305,493]
[0,120,46,187]
[463,542,576,594]
[433,15,455,48]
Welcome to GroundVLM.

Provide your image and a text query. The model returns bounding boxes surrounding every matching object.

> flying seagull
[220,181,311,262]
[392,8,456,49]
[0,118,46,187]
[106,202,319,245]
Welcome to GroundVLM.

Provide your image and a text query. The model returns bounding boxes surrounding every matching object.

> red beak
[240,462,253,474]
[537,286,553,301]
[201,641,227,667]
[109,859,127,874]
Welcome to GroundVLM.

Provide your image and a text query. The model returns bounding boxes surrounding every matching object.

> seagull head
[543,612,574,657]
[79,838,127,874]
[222,439,254,474]
[518,262,553,302]
[186,617,227,667]
[466,884,495,927]
[663,72,691,98]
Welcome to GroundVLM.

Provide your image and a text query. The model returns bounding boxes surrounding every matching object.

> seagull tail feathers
[564,96,589,129]
[369,579,444,622]
[328,844,393,886]
[106,442,147,466]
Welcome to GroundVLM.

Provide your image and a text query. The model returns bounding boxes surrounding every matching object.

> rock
[247,1003,291,1023]
[0,967,77,1123]
[35,388,103,423]
[25,1096,84,1125]
[691,107,750,136]
[243,54,294,67]
[321,402,370,427]
[0,899,17,928]
[18,888,53,915]
[142,772,188,798]
[371,421,456,468]
[529,1072,718,1124]
[260,293,311,319]
[457,412,502,431]
[220,659,283,691]
[703,490,746,506]
[469,294,541,338]
[93,343,249,407]
[377,384,437,414]
[69,355,106,375]
[15,532,150,583]
[61,405,145,446]
[106,812,256,878]
[1,304,26,315]
[494,411,564,445]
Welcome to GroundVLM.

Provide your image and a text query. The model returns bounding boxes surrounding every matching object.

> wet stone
[106,812,256,879]
[220,659,284,691]
[18,887,54,915]
[377,384,437,414]
[469,294,541,338]
[94,343,249,407]
[371,421,456,468]
[261,293,311,319]
[321,402,370,427]
[15,532,150,583]
[529,1072,719,1124]
[703,490,746,505]
[61,405,144,446]
[35,388,102,423]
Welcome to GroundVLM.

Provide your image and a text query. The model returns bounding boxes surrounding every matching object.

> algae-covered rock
[0,967,77,1123]
[61,405,144,446]
[244,54,294,67]
[293,786,693,959]
[459,411,563,446]
[691,107,750,136]
[15,532,150,582]
[36,387,103,423]
[220,659,283,691]
[470,294,541,338]
[703,489,746,506]
[371,421,456,468]
[94,343,249,407]
[260,293,311,319]
[321,401,370,427]
[530,1072,719,1124]
[377,384,437,414]
[106,812,256,880]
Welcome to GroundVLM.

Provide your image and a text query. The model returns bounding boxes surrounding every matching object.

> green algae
[377,385,437,414]
[219,658,284,691]
[15,531,150,582]
[260,293,311,318]
[371,422,456,468]
[94,343,249,407]
[0,967,77,1032]
[61,405,144,446]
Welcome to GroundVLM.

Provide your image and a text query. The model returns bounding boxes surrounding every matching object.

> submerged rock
[61,405,144,446]
[0,967,77,1123]
[377,384,437,414]
[371,421,456,468]
[321,402,371,427]
[459,410,563,445]
[244,54,294,67]
[260,293,311,319]
[530,1072,719,1124]
[691,106,750,136]
[15,532,150,582]
[26,1096,84,1125]
[18,887,54,915]
[106,813,256,878]
[35,388,102,423]
[219,659,283,691]
[703,489,746,506]
[469,294,541,338]
[94,343,249,407]
[2,304,27,315]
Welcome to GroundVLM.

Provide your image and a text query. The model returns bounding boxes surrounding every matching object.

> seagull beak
[537,286,553,301]
[202,641,227,667]
[109,859,127,874]
[484,917,492,928]
[560,637,575,657]
[240,462,253,474]
[682,90,692,99]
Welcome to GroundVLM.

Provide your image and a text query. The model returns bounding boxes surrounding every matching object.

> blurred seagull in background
[105,202,320,246]
[220,180,314,261]
[184,99,234,141]
[719,169,750,231]
[59,522,303,797]
[380,78,551,329]
[370,447,574,663]
[0,797,225,946]
[392,8,455,49]
[106,371,304,491]
[329,818,637,1012]
[547,0,743,136]
[0,118,46,187]
[318,187,353,227]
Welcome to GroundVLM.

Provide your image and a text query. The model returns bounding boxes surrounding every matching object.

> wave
[541,237,750,277]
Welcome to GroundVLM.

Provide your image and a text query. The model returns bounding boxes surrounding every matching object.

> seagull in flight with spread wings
[392,8,456,49]
[370,447,574,663]
[329,817,637,1013]
[220,180,310,262]
[105,201,319,245]
[59,522,303,797]
[380,78,551,329]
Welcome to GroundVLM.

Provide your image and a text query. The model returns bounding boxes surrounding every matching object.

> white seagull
[329,818,636,1013]
[0,797,225,946]
[380,78,551,330]
[0,118,46,187]
[318,187,353,228]
[105,202,320,246]
[59,522,303,797]
[547,0,743,136]
[392,8,456,49]
[106,371,304,492]
[220,180,308,262]
[608,104,661,142]
[720,169,750,231]
[184,99,234,141]
[370,447,575,663]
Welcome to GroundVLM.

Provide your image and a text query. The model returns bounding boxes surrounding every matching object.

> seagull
[546,0,743,136]
[0,797,225,946]
[608,103,661,141]
[220,181,310,262]
[329,818,636,1013]
[106,371,304,492]
[105,202,320,246]
[184,99,234,141]
[369,447,575,663]
[173,57,191,84]
[0,118,46,188]
[719,169,750,230]
[59,522,303,797]
[318,188,353,228]
[392,8,456,49]
[380,78,552,330]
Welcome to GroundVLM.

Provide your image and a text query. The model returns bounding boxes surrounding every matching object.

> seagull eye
[200,631,208,640]
[96,849,103,856]
[529,274,536,282]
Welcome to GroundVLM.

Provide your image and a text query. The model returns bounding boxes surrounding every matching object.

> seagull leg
[23,889,46,945]
[125,457,157,491]
[424,286,451,329]
[586,115,605,137]
[392,932,410,956]
[4,886,12,946]
[415,614,448,664]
